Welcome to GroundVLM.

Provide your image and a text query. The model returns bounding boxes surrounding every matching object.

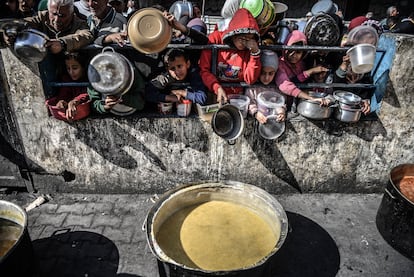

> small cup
[176,100,192,117]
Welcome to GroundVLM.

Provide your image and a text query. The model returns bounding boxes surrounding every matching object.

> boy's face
[167,56,190,81]
[259,66,276,85]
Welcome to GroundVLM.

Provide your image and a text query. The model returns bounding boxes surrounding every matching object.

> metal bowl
[14,28,49,62]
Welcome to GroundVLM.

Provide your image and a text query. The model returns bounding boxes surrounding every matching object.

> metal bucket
[0,200,34,275]
[376,164,414,260]
[145,181,289,276]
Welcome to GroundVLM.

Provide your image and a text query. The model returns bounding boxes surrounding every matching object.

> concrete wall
[0,33,413,194]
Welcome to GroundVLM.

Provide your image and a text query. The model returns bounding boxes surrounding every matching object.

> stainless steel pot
[211,104,244,145]
[14,28,49,62]
[169,0,193,21]
[297,98,335,120]
[334,103,362,122]
[376,164,414,260]
[87,47,134,96]
[145,181,289,276]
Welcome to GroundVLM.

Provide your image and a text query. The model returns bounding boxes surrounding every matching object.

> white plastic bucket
[228,94,250,119]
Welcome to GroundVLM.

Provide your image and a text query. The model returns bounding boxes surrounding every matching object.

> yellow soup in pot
[155,200,280,271]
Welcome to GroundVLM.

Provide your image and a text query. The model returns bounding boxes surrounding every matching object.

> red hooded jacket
[199,8,261,95]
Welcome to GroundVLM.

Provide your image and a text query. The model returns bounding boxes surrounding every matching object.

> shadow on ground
[31,230,142,277]
[269,211,340,276]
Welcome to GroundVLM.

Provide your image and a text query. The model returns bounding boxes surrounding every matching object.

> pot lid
[258,115,285,140]
[305,13,340,46]
[127,8,172,54]
[88,47,134,95]
[333,90,362,105]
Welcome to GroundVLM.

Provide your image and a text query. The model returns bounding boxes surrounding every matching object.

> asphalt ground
[1,192,413,277]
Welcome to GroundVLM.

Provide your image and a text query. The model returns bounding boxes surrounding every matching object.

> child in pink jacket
[275,30,330,111]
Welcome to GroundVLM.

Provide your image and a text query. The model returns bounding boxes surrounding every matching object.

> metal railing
[49,43,384,90]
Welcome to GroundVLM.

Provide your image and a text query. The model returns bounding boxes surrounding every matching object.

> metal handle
[102,46,115,53]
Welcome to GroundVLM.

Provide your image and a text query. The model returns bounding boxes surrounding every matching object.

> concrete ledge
[1,33,413,194]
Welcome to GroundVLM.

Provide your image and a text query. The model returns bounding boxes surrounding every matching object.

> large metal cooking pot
[145,181,289,276]
[211,104,244,145]
[87,47,134,96]
[376,164,414,260]
[297,98,335,120]
[14,28,49,62]
[0,200,34,275]
[334,103,362,122]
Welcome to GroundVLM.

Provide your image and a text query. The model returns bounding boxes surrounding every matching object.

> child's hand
[255,111,267,124]
[361,100,371,114]
[104,95,121,110]
[216,86,227,105]
[56,100,67,109]
[306,66,329,76]
[171,89,187,102]
[66,100,79,120]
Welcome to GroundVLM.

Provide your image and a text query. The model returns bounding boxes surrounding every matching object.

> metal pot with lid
[87,47,134,96]
[333,90,362,105]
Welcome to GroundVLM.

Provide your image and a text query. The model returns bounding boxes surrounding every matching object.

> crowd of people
[0,0,412,124]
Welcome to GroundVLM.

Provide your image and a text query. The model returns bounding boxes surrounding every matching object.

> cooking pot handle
[227,139,236,145]
[102,46,115,53]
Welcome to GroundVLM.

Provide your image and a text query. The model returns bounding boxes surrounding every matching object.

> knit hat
[348,16,368,32]
[261,50,279,70]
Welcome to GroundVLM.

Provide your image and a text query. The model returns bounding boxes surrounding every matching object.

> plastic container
[346,43,376,74]
[257,91,285,117]
[47,101,91,122]
[176,99,192,117]
[227,94,250,118]
[196,103,221,123]
[157,102,173,115]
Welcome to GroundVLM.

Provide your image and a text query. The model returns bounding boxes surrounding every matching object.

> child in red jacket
[199,8,261,104]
